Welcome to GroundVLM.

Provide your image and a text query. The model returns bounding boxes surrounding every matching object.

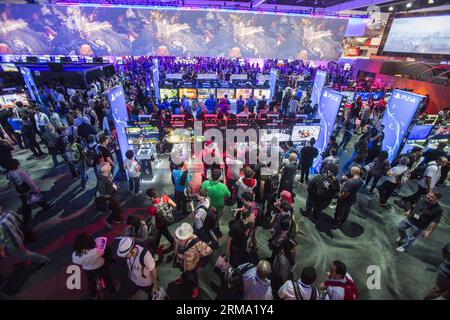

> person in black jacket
[279,153,297,195]
[0,138,14,172]
[97,162,123,230]
[299,138,319,184]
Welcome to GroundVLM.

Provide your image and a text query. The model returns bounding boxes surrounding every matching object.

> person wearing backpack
[146,188,176,253]
[97,162,123,230]
[65,135,87,190]
[172,162,192,217]
[173,223,213,299]
[122,215,158,256]
[117,237,159,300]
[378,156,410,207]
[320,260,358,300]
[241,260,273,300]
[7,159,50,227]
[278,266,319,300]
[124,150,141,195]
[365,150,390,194]
[192,189,217,248]
[299,137,319,184]
[399,157,447,210]
[85,134,100,177]
[301,163,340,219]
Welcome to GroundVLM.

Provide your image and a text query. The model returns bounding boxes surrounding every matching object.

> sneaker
[192,287,199,299]
[396,246,406,253]
[329,204,337,209]
[35,258,51,271]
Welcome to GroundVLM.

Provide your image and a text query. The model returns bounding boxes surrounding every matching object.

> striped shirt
[0,211,24,248]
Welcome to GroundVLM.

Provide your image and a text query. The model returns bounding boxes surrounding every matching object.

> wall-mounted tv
[380,12,450,59]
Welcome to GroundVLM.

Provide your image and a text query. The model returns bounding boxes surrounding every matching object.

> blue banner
[380,89,424,163]
[269,68,278,100]
[311,70,328,107]
[314,88,343,170]
[107,85,130,162]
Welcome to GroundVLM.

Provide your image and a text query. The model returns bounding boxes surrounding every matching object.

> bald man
[331,166,362,228]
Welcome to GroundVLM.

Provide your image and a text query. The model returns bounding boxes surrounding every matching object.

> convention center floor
[0,144,448,300]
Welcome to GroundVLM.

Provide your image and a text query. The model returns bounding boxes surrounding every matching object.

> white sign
[197,74,217,80]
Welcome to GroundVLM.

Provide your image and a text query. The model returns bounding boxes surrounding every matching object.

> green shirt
[200,180,230,209]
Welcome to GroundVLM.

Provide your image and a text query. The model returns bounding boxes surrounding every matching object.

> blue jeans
[343,151,358,170]
[68,161,87,188]
[397,219,424,250]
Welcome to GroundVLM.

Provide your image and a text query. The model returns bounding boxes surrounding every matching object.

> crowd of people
[0,59,449,301]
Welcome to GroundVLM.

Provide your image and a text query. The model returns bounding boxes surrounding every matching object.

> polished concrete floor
[0,142,448,300]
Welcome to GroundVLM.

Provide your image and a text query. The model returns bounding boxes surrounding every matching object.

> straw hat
[175,223,194,241]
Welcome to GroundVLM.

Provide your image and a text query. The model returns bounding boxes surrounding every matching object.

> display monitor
[291,125,321,143]
[253,88,271,100]
[429,126,450,140]
[371,91,385,101]
[0,63,19,72]
[197,88,216,100]
[0,92,30,108]
[260,129,291,142]
[354,91,370,101]
[125,125,159,145]
[216,88,235,99]
[407,125,433,141]
[159,88,178,99]
[382,15,450,56]
[178,88,197,99]
[340,91,355,102]
[235,88,253,99]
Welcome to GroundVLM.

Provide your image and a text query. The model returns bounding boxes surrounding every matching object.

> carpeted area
[0,142,448,300]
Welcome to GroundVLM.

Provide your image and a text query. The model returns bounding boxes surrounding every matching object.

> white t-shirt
[226,157,243,180]
[418,161,441,190]
[125,158,140,178]
[386,165,408,184]
[126,245,155,287]
[278,279,319,300]
[72,248,105,271]
[194,198,210,229]
[325,273,353,300]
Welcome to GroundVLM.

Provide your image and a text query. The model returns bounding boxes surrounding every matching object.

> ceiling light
[388,6,394,11]
[406,2,412,8]
[428,0,434,4]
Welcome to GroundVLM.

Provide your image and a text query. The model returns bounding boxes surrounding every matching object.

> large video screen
[216,88,236,100]
[406,125,433,141]
[126,125,160,145]
[198,88,216,100]
[291,125,321,143]
[178,88,197,99]
[260,128,292,143]
[159,88,178,99]
[236,88,253,99]
[0,4,348,60]
[253,88,271,100]
[383,15,450,55]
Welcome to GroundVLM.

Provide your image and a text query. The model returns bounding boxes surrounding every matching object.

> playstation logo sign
[322,90,340,103]
[394,92,417,104]
[111,89,124,102]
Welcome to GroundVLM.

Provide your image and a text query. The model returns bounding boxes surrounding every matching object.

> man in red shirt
[146,188,177,253]
[235,166,257,208]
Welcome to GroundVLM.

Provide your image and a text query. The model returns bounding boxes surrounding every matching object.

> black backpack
[226,263,254,299]
[292,280,318,300]
[55,135,68,155]
[197,204,217,231]
[85,144,100,167]
[410,162,437,180]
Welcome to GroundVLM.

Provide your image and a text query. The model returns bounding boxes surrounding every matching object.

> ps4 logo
[322,91,340,103]
[111,89,124,102]
[393,92,417,104]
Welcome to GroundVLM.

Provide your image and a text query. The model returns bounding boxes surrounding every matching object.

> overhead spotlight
[388,6,394,11]
[406,2,412,8]
[428,0,434,4]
